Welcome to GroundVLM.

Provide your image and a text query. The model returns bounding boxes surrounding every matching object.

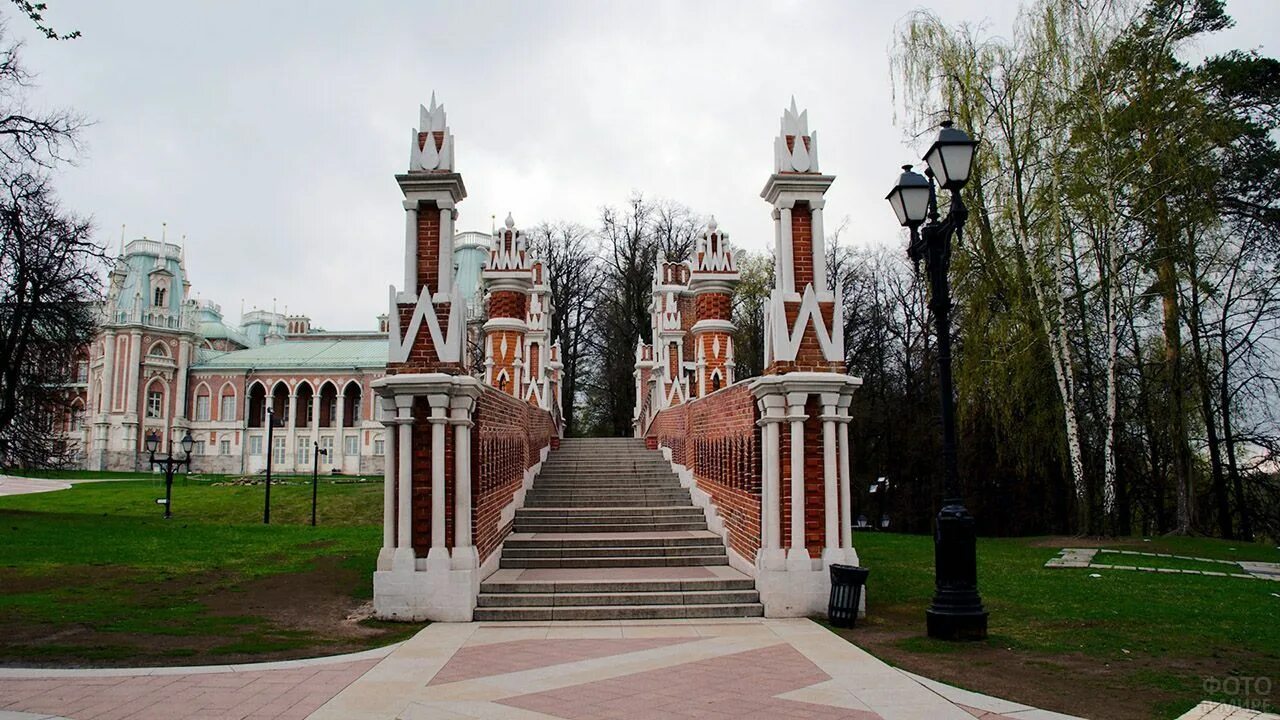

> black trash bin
[828,564,869,628]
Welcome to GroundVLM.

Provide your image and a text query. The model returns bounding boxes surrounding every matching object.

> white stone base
[373,562,481,622]
[754,547,865,618]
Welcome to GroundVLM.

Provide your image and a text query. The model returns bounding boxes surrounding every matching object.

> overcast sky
[12,1,1279,330]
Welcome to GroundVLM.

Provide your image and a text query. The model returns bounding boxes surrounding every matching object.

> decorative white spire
[409,92,455,172]
[695,216,736,273]
[774,96,820,173]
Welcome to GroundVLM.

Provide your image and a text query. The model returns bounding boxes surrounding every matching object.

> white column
[778,206,795,293]
[394,394,414,569]
[378,397,396,570]
[174,339,190,420]
[786,391,809,569]
[450,393,477,569]
[100,330,117,416]
[437,205,455,297]
[310,389,321,453]
[757,395,785,571]
[820,393,839,566]
[403,200,418,295]
[811,202,827,294]
[838,395,855,558]
[125,330,142,415]
[335,391,346,468]
[286,392,298,471]
[425,394,450,570]
[772,209,784,292]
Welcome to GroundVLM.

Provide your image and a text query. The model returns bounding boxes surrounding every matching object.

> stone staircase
[475,437,763,620]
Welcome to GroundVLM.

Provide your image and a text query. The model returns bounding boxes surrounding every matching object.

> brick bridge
[372,96,861,621]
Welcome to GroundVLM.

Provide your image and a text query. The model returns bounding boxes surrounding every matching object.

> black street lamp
[311,440,328,527]
[887,120,988,641]
[263,406,283,524]
[146,429,193,519]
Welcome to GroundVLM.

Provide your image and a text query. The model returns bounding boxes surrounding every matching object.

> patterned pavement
[10,619,1264,719]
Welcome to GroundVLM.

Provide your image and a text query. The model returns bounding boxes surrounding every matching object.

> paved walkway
[6,619,1266,719]
[311,619,1083,720]
[0,477,72,497]
[0,647,395,720]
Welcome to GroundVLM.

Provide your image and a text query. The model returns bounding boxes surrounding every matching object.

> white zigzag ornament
[387,283,465,364]
[766,283,844,364]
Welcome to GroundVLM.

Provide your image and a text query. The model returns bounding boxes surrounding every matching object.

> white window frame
[146,390,164,419]
[219,439,231,455]
[220,394,236,421]
[343,433,358,456]
[195,395,210,421]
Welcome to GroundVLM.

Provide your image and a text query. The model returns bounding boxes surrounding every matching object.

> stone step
[503,544,725,559]
[523,497,690,508]
[472,603,764,622]
[476,588,758,608]
[512,521,709,533]
[480,575,756,594]
[500,554,729,568]
[532,480,682,489]
[515,506,702,518]
[536,472,677,479]
[504,533,721,549]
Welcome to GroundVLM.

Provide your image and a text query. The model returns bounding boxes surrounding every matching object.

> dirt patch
[833,610,1271,720]
[0,565,135,594]
[203,556,379,641]
[0,557,422,668]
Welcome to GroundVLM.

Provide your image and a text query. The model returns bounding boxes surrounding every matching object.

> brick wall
[472,387,555,563]
[415,204,441,298]
[790,203,813,290]
[694,292,731,321]
[407,386,553,564]
[764,301,846,375]
[649,383,761,562]
[388,302,463,375]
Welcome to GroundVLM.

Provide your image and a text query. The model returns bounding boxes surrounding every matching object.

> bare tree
[0,26,98,468]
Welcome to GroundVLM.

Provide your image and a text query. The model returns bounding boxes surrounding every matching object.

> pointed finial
[119,224,125,256]
[162,222,167,244]
[430,90,437,112]
[491,214,496,234]
[708,215,718,232]
[504,212,515,229]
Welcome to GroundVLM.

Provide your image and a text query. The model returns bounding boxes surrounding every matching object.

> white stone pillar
[393,394,414,570]
[125,330,142,415]
[786,391,809,569]
[335,391,346,469]
[758,395,786,571]
[174,339,190,420]
[286,391,298,471]
[772,209,784,293]
[310,388,321,455]
[838,394,855,559]
[450,393,477,570]
[378,397,396,571]
[778,206,795,293]
[100,330,116,416]
[437,204,454,297]
[820,393,840,566]
[425,394,450,571]
[403,200,418,295]
[811,202,827,294]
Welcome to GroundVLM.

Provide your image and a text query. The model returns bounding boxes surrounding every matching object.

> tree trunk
[1186,270,1231,538]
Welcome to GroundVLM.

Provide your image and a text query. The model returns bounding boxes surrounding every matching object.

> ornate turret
[688,216,740,395]
[481,213,534,397]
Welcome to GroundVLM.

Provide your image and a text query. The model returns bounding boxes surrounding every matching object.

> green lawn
[841,533,1280,720]
[0,475,419,667]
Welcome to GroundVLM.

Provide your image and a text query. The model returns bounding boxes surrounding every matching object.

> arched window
[219,383,237,421]
[247,382,267,428]
[148,342,170,359]
[193,382,211,421]
[154,287,166,307]
[146,381,166,419]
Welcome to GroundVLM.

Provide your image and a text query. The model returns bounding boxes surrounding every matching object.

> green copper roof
[192,337,387,370]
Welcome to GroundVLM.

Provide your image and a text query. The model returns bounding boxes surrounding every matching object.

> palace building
[70,230,493,476]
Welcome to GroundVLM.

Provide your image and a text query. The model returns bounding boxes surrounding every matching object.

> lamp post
[263,406,282,525]
[146,430,193,519]
[311,440,327,527]
[886,120,988,641]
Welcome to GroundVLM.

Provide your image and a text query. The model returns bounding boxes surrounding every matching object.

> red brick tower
[688,216,740,396]
[751,98,860,615]
[652,259,691,408]
[482,214,533,398]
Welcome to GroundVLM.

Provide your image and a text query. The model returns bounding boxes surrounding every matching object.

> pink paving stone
[0,658,378,720]
[498,643,883,720]
[429,637,700,685]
